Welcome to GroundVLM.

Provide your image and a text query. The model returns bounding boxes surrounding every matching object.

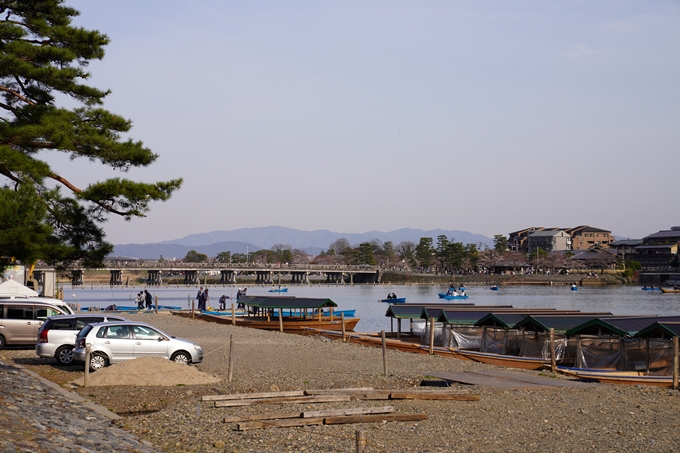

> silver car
[36,314,127,365]
[73,321,203,371]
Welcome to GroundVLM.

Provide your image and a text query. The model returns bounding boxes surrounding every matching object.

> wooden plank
[347,391,392,400]
[468,370,595,388]
[324,413,428,425]
[215,395,351,408]
[389,391,480,401]
[426,371,555,390]
[304,388,374,395]
[237,417,325,431]
[223,413,301,423]
[203,390,305,401]
[387,388,470,395]
[302,406,395,418]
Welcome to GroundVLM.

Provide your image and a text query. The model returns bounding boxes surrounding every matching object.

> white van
[0,299,74,349]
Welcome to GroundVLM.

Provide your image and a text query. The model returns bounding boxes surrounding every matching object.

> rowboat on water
[558,367,673,387]
[641,286,661,291]
[660,287,680,294]
[438,293,469,300]
[173,295,360,335]
[269,287,288,293]
[379,297,406,303]
[489,286,499,291]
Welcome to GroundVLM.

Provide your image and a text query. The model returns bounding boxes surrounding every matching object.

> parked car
[73,321,204,371]
[36,314,128,365]
[0,300,73,349]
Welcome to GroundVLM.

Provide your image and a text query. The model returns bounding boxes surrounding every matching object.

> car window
[47,318,75,330]
[104,325,131,339]
[133,325,164,340]
[7,306,33,320]
[0,304,4,319]
[75,317,104,330]
[36,307,62,320]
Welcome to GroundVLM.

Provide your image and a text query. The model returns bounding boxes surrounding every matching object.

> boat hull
[438,294,469,300]
[660,287,680,294]
[173,311,360,334]
[454,350,550,370]
[379,298,406,303]
[559,368,673,387]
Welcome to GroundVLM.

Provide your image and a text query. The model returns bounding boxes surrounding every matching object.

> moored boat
[453,350,550,370]
[558,368,673,387]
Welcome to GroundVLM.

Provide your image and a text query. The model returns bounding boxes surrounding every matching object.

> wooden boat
[453,350,550,370]
[660,287,680,294]
[558,368,673,387]
[438,293,469,300]
[174,311,360,334]
[379,297,406,303]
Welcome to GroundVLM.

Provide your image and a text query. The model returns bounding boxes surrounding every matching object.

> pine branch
[0,85,36,106]
[48,173,139,217]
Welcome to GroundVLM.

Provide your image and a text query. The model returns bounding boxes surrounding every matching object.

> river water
[67,283,680,333]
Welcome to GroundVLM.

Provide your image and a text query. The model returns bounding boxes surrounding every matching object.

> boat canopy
[384,305,430,319]
[514,316,603,333]
[635,322,680,339]
[475,313,531,329]
[567,316,680,337]
[238,296,337,310]
[436,310,499,326]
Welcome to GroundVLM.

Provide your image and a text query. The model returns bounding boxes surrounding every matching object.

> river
[66,283,680,333]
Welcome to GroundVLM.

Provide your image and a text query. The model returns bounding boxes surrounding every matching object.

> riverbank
[1,312,678,452]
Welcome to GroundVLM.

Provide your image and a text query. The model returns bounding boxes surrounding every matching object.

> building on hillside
[527,230,572,253]
[565,226,614,250]
[609,239,643,258]
[569,246,620,269]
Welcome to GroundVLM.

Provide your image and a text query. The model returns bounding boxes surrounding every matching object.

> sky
[52,0,680,244]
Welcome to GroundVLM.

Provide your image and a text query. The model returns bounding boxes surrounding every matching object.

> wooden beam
[324,413,428,425]
[224,413,301,423]
[237,417,325,431]
[389,391,480,401]
[304,388,374,395]
[215,395,351,408]
[202,390,304,401]
[302,406,395,418]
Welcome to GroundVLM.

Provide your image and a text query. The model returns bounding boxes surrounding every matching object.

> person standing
[196,287,204,310]
[144,289,153,309]
[203,288,209,310]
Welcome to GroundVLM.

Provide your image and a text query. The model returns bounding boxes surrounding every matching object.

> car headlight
[193,344,202,350]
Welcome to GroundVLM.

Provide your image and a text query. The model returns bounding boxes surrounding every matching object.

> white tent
[0,278,39,297]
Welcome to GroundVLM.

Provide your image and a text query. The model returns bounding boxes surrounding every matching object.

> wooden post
[84,344,91,387]
[191,300,195,319]
[381,330,387,376]
[341,313,346,343]
[231,302,236,325]
[356,430,366,453]
[673,336,679,389]
[278,308,283,332]
[228,334,234,383]
[645,338,650,373]
[550,328,556,373]
[397,318,402,340]
[154,295,158,314]
[429,318,435,355]
[576,335,582,368]
[330,307,333,321]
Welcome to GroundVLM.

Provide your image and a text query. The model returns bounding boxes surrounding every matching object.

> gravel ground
[2,312,680,453]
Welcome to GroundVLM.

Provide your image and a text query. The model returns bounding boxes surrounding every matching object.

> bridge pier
[256,271,273,284]
[326,272,345,284]
[147,270,161,286]
[71,270,83,286]
[109,270,123,286]
[184,270,199,285]
[220,270,236,284]
[290,272,309,284]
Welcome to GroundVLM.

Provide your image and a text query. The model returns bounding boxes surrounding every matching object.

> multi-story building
[627,226,680,268]
[508,227,560,253]
[526,230,572,253]
[565,226,614,250]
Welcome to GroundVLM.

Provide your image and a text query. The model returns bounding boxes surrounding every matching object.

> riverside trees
[0,1,182,272]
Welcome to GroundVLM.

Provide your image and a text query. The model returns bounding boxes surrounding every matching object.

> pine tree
[0,1,182,271]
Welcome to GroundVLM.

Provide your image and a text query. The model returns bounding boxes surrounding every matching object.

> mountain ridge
[112,226,493,259]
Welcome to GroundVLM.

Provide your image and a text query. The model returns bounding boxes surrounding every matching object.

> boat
[489,286,499,291]
[172,295,360,335]
[570,285,578,291]
[558,367,673,387]
[641,286,661,291]
[453,350,550,370]
[660,287,680,294]
[438,293,469,300]
[379,297,406,303]
[269,287,288,293]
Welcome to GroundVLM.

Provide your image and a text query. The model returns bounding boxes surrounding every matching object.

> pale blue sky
[56,1,680,244]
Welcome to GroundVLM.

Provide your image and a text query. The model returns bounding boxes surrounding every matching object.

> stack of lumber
[201,387,480,430]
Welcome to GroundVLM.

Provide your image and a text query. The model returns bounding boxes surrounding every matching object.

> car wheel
[0,335,5,350]
[89,353,108,372]
[171,351,191,365]
[56,346,74,366]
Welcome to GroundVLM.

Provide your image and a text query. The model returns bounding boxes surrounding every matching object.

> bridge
[35,261,382,286]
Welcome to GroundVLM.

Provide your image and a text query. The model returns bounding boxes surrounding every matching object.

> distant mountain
[112,226,493,260]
